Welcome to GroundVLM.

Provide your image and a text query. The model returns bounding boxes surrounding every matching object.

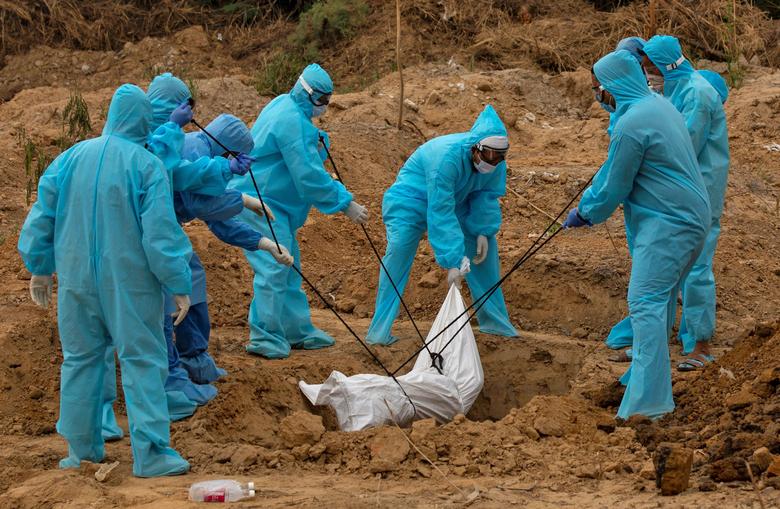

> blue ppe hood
[615,36,646,63]
[290,64,334,118]
[147,73,191,132]
[643,35,695,80]
[103,84,153,145]
[698,70,729,104]
[202,114,254,156]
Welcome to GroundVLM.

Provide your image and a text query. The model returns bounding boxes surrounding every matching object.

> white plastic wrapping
[299,285,484,431]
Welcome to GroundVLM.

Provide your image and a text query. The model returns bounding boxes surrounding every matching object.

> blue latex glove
[168,102,193,127]
[562,208,592,229]
[228,154,255,176]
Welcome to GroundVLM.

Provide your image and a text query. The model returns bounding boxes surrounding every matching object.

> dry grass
[0,1,290,58]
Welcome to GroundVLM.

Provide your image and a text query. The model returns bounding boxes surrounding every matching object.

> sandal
[608,348,633,363]
[677,353,715,372]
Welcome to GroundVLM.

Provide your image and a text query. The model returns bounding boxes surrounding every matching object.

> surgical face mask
[312,104,327,117]
[646,72,664,93]
[475,159,497,174]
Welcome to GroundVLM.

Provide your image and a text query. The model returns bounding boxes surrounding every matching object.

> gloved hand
[242,194,275,221]
[258,237,294,266]
[562,208,592,229]
[29,274,53,308]
[171,294,191,326]
[474,235,489,265]
[343,201,368,224]
[228,154,255,176]
[446,256,471,289]
[447,268,464,289]
[168,102,193,127]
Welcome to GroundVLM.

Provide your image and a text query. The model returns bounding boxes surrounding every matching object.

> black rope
[319,136,441,373]
[390,171,597,377]
[192,119,417,411]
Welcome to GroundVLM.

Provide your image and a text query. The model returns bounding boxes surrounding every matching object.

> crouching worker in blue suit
[562,50,710,420]
[366,105,518,345]
[18,84,193,477]
[166,114,294,400]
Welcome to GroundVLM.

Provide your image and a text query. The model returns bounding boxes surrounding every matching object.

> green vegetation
[16,129,51,206]
[254,0,368,96]
[57,92,92,151]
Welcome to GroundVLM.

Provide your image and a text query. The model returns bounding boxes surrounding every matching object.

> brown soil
[1,3,780,507]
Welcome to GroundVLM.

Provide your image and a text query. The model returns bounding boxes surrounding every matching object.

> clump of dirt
[633,322,780,483]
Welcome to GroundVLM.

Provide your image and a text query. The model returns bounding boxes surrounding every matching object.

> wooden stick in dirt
[507,187,559,224]
[396,0,404,130]
[744,460,767,509]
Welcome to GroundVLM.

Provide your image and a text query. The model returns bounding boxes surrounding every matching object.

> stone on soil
[279,411,325,448]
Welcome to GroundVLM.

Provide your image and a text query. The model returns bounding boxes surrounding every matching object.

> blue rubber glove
[562,208,592,229]
[168,102,193,127]
[228,153,255,176]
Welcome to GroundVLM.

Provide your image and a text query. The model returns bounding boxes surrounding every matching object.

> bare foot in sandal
[677,344,714,372]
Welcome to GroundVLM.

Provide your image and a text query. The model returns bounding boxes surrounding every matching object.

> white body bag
[299,285,484,431]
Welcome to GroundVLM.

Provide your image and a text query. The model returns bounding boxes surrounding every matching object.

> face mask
[600,102,616,113]
[646,73,664,93]
[475,159,497,174]
[312,104,327,117]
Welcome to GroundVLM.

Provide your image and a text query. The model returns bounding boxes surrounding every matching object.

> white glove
[474,235,489,265]
[29,274,53,308]
[258,237,294,266]
[343,201,368,224]
[242,194,275,221]
[171,294,191,326]
[446,256,471,289]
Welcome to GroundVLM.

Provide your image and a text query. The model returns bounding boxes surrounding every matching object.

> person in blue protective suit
[169,114,294,387]
[229,63,367,359]
[100,74,255,440]
[605,39,730,360]
[562,50,710,420]
[642,35,730,371]
[366,104,518,346]
[18,84,193,477]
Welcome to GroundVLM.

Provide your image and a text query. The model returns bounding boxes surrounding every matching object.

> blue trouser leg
[617,232,703,420]
[366,198,426,345]
[164,313,215,413]
[679,218,721,354]
[605,316,634,349]
[242,209,333,358]
[101,288,189,477]
[605,214,635,350]
[56,288,110,468]
[464,234,517,337]
[283,237,335,350]
[100,347,124,441]
[175,302,226,384]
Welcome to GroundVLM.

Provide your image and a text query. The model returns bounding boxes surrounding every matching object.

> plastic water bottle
[188,480,256,503]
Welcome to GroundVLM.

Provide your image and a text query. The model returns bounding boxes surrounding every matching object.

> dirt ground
[1,8,780,509]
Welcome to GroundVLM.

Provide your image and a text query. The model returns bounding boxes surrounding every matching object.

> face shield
[298,75,332,116]
[474,136,509,174]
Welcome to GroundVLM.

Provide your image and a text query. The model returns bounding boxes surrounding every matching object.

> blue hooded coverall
[366,105,517,345]
[229,64,353,359]
[628,36,729,355]
[101,74,242,438]
[579,51,710,419]
[605,40,730,354]
[18,84,192,477]
[165,114,263,390]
